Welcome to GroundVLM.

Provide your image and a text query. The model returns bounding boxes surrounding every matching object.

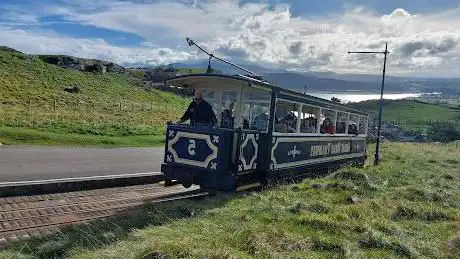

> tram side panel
[161,125,235,191]
[234,131,270,190]
[269,135,367,178]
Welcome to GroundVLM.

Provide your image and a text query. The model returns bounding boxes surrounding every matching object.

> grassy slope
[349,99,460,132]
[2,143,459,258]
[0,50,189,146]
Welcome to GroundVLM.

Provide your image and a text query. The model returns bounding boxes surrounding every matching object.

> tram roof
[166,73,369,116]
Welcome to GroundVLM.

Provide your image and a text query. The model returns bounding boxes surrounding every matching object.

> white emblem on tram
[188,139,196,156]
[288,145,301,158]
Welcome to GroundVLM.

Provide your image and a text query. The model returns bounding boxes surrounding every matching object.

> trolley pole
[348,43,389,166]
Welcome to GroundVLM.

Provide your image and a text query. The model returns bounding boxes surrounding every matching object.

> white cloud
[0,26,193,66]
[2,1,460,75]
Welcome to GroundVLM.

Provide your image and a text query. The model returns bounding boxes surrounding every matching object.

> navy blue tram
[161,73,369,191]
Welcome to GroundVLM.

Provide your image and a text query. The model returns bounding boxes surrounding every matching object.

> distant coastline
[306,91,429,103]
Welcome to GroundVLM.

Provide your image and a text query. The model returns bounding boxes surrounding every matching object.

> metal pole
[186,37,258,76]
[374,43,388,165]
[348,43,389,166]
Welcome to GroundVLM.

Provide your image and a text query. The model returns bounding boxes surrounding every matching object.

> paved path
[0,146,164,182]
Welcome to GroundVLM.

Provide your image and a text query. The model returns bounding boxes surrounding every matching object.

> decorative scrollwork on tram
[238,133,259,171]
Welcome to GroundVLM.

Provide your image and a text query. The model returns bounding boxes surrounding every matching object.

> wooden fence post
[53,99,56,112]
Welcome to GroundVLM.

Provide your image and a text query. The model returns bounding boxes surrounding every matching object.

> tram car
[161,73,369,191]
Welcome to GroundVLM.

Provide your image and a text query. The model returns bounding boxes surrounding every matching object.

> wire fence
[0,98,189,136]
[0,98,188,114]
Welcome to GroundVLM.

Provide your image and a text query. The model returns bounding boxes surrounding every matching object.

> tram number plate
[188,139,196,156]
[171,136,215,163]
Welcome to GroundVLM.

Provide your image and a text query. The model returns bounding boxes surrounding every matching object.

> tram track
[0,183,207,247]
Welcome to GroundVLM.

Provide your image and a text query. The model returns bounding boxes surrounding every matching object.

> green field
[0,49,189,146]
[349,99,460,132]
[1,143,459,258]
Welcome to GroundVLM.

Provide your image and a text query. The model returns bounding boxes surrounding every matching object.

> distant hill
[169,60,282,75]
[348,99,460,132]
[263,72,407,92]
[169,61,460,95]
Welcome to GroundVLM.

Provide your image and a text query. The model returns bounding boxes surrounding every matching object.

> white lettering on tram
[310,143,351,157]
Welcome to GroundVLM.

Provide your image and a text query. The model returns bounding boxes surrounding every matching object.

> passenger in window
[176,89,217,126]
[301,117,317,133]
[348,123,358,135]
[336,122,346,133]
[277,119,296,133]
[220,109,234,128]
[243,118,250,129]
[253,113,268,131]
[320,118,335,134]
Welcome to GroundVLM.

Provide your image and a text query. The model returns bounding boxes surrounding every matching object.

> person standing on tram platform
[175,88,217,126]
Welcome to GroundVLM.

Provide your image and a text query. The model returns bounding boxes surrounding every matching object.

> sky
[0,0,460,76]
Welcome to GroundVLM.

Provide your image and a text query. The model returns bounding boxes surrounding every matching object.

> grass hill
[1,143,459,258]
[1,47,458,146]
[348,99,460,132]
[0,48,189,146]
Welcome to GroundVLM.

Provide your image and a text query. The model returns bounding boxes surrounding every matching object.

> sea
[307,92,424,103]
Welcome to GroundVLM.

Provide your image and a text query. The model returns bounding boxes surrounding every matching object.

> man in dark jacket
[176,89,217,126]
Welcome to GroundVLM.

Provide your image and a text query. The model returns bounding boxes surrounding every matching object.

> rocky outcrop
[38,55,125,75]
[63,85,81,94]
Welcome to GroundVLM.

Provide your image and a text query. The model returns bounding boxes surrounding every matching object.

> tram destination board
[271,137,366,170]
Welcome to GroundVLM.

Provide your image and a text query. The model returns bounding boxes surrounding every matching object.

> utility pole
[348,43,389,166]
[304,82,308,95]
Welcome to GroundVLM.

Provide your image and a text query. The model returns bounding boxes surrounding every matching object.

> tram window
[220,91,238,128]
[201,89,218,117]
[359,116,368,135]
[320,109,336,134]
[275,100,298,133]
[241,103,270,131]
[241,89,271,131]
[300,105,319,133]
[348,114,360,135]
[336,112,347,134]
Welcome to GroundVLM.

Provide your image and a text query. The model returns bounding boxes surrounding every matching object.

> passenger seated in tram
[276,116,296,133]
[252,113,268,131]
[320,118,335,134]
[176,88,217,126]
[243,118,250,129]
[348,123,359,135]
[220,109,234,128]
[301,117,317,133]
[336,121,346,134]
[275,121,295,133]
